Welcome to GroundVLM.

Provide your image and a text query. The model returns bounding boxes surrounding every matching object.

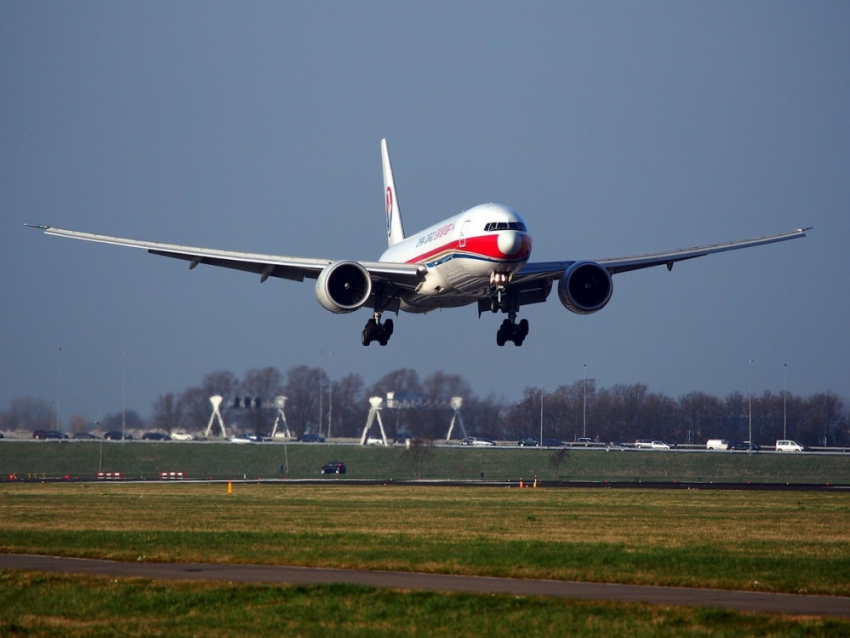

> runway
[2,553,849,618]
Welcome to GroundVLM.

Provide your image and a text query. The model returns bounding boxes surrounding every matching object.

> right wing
[26,225,424,289]
[513,226,811,285]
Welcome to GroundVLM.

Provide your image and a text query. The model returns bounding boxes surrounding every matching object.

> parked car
[72,432,99,440]
[649,440,672,450]
[542,438,566,447]
[41,430,68,440]
[366,436,386,445]
[744,441,762,451]
[575,437,593,446]
[393,431,414,444]
[103,431,133,441]
[517,436,539,447]
[142,432,171,441]
[776,439,806,452]
[299,433,325,443]
[321,462,346,474]
[461,436,495,446]
[170,431,194,441]
[706,439,730,450]
[634,439,654,449]
[606,441,628,450]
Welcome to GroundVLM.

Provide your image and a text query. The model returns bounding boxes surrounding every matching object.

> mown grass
[2,439,849,483]
[2,572,849,638]
[1,484,849,595]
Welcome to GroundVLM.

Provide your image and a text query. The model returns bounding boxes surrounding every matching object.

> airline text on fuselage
[416,223,455,248]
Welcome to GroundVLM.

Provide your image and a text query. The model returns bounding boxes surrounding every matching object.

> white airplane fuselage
[379,203,532,312]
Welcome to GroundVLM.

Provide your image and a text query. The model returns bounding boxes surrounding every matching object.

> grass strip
[1,571,848,638]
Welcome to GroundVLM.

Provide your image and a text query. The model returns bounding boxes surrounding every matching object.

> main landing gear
[496,316,528,347]
[361,312,393,346]
[489,273,529,347]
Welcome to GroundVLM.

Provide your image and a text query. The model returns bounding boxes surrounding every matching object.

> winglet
[24,224,50,230]
[381,139,405,247]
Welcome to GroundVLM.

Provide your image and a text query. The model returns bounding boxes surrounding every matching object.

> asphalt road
[2,553,849,618]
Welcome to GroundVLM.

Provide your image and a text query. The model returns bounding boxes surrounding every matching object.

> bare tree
[0,397,56,433]
[331,373,365,437]
[152,392,184,435]
[405,438,434,479]
[679,392,723,443]
[68,414,90,435]
[284,365,326,438]
[239,367,284,434]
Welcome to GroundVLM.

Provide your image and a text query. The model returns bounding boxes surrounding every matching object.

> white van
[706,439,729,450]
[775,440,805,452]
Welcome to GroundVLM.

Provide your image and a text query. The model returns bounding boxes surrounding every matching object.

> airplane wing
[513,226,811,285]
[26,225,424,289]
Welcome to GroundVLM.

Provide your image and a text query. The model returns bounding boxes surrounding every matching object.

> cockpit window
[484,221,527,232]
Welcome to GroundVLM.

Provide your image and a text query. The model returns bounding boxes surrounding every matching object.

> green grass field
[2,480,849,636]
[2,440,849,483]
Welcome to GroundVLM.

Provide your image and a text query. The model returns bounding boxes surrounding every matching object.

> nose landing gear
[361,313,394,346]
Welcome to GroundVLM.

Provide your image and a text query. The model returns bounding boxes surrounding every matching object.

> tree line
[1,366,846,446]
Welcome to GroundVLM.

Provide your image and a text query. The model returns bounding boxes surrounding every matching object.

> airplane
[28,139,810,347]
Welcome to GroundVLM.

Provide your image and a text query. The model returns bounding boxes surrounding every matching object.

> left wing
[26,225,424,288]
[513,226,811,286]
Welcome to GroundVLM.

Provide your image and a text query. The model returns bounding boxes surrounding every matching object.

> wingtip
[24,223,50,230]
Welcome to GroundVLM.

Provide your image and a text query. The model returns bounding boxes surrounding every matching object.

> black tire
[384,319,394,336]
[518,318,529,337]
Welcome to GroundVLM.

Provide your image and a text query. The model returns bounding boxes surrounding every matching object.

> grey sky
[2,2,847,425]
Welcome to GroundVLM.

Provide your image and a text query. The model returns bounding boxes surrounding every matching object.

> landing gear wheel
[495,317,529,346]
[518,319,529,337]
[362,316,393,346]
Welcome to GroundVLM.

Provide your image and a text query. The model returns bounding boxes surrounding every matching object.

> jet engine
[557,261,613,315]
[315,261,372,313]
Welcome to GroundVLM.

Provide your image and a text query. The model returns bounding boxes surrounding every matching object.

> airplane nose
[497,230,523,256]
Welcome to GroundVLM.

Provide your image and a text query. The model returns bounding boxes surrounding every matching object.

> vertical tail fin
[381,138,405,247]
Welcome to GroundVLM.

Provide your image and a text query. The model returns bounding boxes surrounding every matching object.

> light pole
[327,378,333,439]
[582,364,587,439]
[539,380,544,448]
[783,363,788,440]
[748,359,753,453]
[56,347,62,431]
[122,351,127,443]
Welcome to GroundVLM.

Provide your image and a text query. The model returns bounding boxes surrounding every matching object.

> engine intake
[558,261,613,315]
[315,261,372,313]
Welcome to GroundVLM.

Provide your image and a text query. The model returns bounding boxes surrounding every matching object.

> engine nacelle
[557,261,613,315]
[315,261,372,314]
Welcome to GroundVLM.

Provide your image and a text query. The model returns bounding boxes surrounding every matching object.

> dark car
[394,431,414,444]
[103,431,133,441]
[72,432,99,440]
[35,430,67,440]
[300,433,326,443]
[142,432,171,441]
[542,438,566,447]
[518,437,539,447]
[321,462,346,474]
